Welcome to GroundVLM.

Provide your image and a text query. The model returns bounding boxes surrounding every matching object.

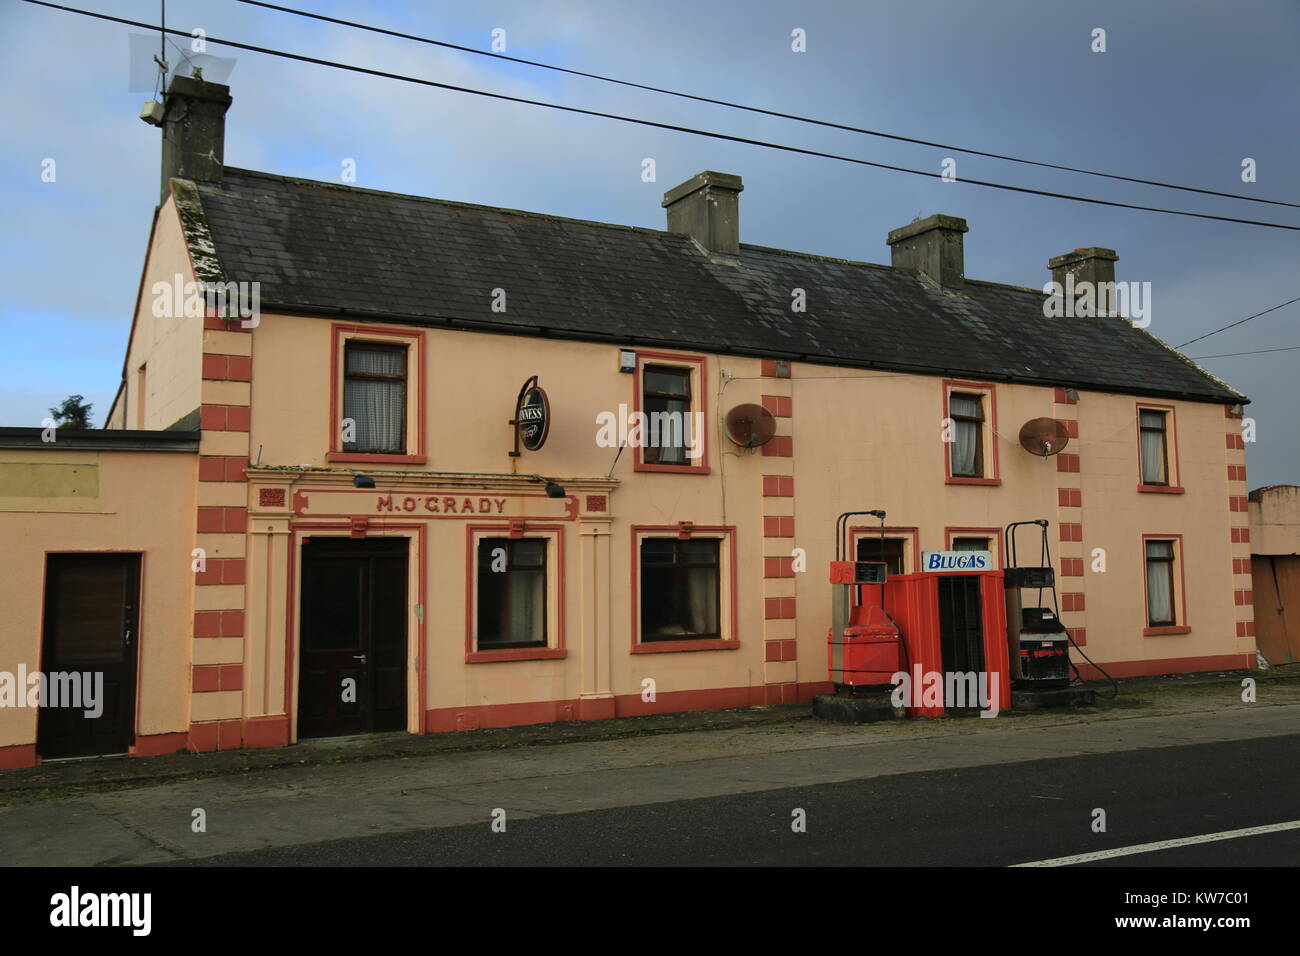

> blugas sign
[922,550,994,572]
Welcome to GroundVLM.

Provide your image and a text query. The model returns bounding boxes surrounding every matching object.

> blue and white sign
[922,550,994,572]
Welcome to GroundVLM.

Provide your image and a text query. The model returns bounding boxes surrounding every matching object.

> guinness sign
[510,375,550,455]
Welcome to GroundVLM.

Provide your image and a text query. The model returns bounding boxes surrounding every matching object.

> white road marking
[1012,819,1300,867]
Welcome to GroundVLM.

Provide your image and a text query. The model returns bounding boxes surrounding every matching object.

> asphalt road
[176,732,1300,867]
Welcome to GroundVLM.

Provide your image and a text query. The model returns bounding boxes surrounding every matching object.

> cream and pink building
[0,76,1258,768]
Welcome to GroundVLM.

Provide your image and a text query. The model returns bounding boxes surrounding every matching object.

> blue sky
[1,0,1296,485]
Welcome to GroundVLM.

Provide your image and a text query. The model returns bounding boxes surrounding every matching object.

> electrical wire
[1186,344,1300,359]
[237,0,1300,212]
[23,0,1300,234]
[1174,294,1300,348]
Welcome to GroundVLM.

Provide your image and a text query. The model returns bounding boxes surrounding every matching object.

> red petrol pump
[826,511,903,694]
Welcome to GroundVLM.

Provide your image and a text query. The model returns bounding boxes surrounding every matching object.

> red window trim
[1135,401,1180,492]
[327,324,427,465]
[630,524,737,652]
[464,523,567,662]
[942,379,1001,486]
[943,526,1004,569]
[1140,533,1189,636]
[631,350,710,475]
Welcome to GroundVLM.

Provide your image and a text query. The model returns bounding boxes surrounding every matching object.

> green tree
[49,394,94,429]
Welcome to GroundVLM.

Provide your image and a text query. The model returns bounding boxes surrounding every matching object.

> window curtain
[508,564,545,643]
[949,394,981,476]
[685,565,719,635]
[656,397,689,465]
[1139,410,1166,483]
[1145,541,1174,624]
[344,348,404,451]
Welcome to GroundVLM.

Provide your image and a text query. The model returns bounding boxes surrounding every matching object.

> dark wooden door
[38,554,140,759]
[937,575,986,708]
[298,538,408,738]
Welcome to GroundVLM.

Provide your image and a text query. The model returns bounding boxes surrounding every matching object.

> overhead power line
[1175,295,1300,348]
[1187,344,1300,359]
[23,1,1300,233]
[237,0,1300,212]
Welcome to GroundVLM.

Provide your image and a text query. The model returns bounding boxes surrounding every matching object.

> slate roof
[190,168,1244,404]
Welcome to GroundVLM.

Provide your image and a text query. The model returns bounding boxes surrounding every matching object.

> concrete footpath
[1,671,1297,865]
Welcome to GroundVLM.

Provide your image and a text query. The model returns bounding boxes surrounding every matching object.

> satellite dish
[724,403,777,448]
[1018,418,1070,457]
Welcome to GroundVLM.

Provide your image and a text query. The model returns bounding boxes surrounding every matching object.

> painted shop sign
[378,494,507,514]
[921,550,994,572]
[287,489,576,520]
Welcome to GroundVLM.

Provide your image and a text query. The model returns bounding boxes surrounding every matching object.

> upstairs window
[640,537,720,641]
[1139,408,1169,486]
[343,342,406,454]
[952,536,991,553]
[476,538,547,649]
[642,365,692,466]
[949,392,985,478]
[632,352,709,475]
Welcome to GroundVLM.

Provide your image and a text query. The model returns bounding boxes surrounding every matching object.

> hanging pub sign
[510,375,550,456]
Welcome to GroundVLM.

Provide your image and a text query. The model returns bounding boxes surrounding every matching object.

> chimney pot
[662,171,743,258]
[1048,246,1119,290]
[160,74,232,202]
[887,214,969,288]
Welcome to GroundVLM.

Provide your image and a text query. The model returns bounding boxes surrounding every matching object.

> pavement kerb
[1,668,1296,805]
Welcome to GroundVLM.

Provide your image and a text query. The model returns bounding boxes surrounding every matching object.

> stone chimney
[160,74,232,202]
[1048,247,1119,289]
[662,171,743,258]
[887,214,968,289]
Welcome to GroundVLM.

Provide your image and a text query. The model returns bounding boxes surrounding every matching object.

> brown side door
[298,538,408,738]
[38,554,140,759]
[1254,555,1299,665]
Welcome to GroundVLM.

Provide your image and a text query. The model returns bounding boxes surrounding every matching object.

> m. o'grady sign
[922,550,994,572]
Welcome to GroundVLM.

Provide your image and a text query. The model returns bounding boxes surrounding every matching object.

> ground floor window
[855,536,907,575]
[1144,539,1177,627]
[640,537,720,641]
[476,537,547,648]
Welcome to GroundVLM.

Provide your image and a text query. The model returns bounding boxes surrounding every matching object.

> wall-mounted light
[353,474,375,489]
[545,482,566,498]
[618,349,636,373]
